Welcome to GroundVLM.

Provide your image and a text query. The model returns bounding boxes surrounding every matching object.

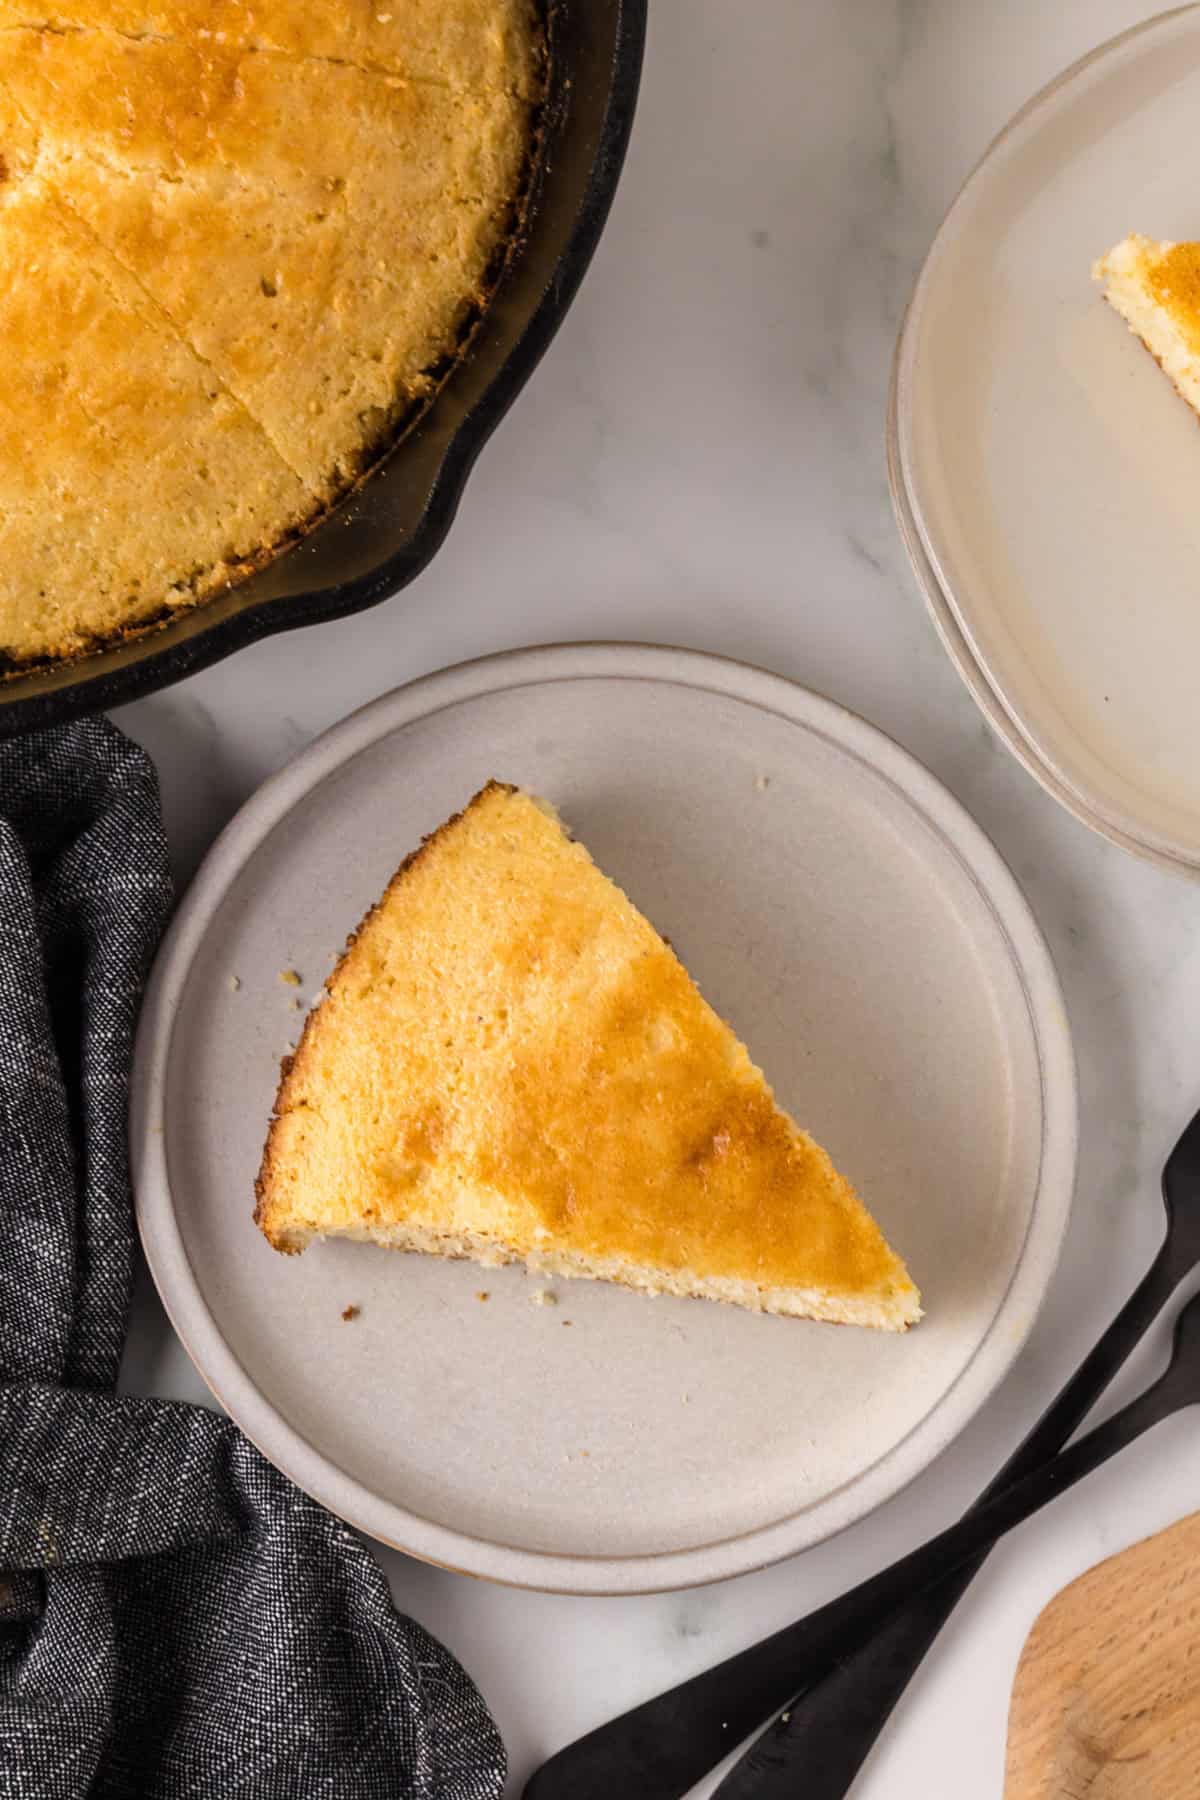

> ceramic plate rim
[891,3,1200,876]
[131,642,1078,1594]
[886,337,1185,877]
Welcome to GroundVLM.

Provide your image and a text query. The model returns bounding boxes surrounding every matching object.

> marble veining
[116,3,1200,1794]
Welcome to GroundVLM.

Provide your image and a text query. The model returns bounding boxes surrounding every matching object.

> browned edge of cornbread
[1101,291,1200,433]
[253,779,518,1248]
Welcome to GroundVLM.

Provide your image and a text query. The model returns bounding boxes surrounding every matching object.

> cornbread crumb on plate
[1094,235,1200,423]
[255,782,921,1331]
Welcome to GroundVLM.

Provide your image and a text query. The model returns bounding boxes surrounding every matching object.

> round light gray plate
[892,5,1200,873]
[132,644,1076,1593]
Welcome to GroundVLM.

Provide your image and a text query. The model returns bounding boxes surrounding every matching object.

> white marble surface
[113,3,1200,1794]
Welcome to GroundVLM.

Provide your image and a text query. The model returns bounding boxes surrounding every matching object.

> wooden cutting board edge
[1005,1510,1200,1798]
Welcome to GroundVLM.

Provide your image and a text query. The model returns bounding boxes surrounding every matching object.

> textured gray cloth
[0,718,506,1800]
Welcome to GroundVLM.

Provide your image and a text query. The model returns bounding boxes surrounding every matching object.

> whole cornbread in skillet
[0,2,538,666]
[256,784,922,1331]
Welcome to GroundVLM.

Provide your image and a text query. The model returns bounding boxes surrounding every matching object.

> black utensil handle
[991,1242,1177,1490]
[714,1242,1183,1800]
[711,1581,978,1799]
[696,1374,1172,1800]
[703,1375,1179,1800]
[775,1370,1179,1672]
[523,1244,1178,1800]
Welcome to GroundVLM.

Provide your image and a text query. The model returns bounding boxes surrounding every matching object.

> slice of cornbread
[1093,234,1200,420]
[256,784,922,1331]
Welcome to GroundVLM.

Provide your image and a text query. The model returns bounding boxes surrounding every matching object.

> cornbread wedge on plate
[1094,235,1200,421]
[256,783,921,1331]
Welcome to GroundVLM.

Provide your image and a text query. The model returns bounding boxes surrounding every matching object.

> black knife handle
[523,1241,1178,1800]
[712,1241,1183,1799]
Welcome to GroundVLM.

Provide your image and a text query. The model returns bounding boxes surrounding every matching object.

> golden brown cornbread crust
[1147,242,1200,356]
[253,781,514,1240]
[1094,235,1200,432]
[255,784,921,1330]
[0,6,541,668]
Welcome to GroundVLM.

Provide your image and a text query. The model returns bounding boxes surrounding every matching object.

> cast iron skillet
[0,0,646,736]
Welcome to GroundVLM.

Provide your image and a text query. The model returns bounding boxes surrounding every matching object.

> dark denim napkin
[0,717,506,1800]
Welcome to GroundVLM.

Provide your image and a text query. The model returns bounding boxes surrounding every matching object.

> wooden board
[1005,1512,1200,1798]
